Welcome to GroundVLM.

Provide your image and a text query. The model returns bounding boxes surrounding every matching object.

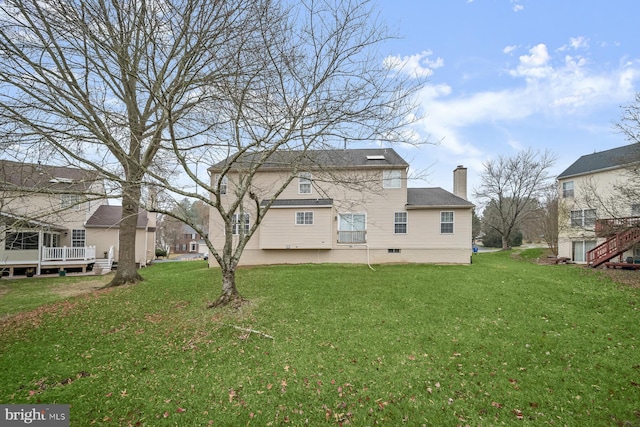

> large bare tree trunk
[106,183,143,287]
[208,264,244,308]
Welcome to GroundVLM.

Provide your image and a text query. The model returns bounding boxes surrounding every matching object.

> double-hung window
[217,175,228,195]
[232,213,250,235]
[61,194,80,210]
[570,209,596,228]
[383,170,401,188]
[562,181,574,198]
[299,172,312,194]
[71,229,86,247]
[296,211,314,225]
[394,212,407,234]
[440,211,454,234]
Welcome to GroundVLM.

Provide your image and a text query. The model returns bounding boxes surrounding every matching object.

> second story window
[232,213,250,235]
[299,172,312,194]
[217,175,228,195]
[61,194,80,210]
[562,181,574,198]
[383,170,401,188]
[570,209,596,228]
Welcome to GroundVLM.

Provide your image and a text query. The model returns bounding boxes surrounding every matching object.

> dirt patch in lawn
[51,279,107,297]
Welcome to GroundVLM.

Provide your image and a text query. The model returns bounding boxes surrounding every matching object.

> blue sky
[374,0,640,203]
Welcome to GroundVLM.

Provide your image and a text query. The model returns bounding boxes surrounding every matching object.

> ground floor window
[572,240,597,262]
[338,213,366,243]
[440,211,454,234]
[43,232,60,248]
[394,212,407,234]
[5,231,39,250]
[72,229,86,247]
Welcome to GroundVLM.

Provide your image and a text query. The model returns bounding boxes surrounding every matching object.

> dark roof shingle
[557,144,640,179]
[406,188,474,208]
[210,148,409,171]
[85,205,148,228]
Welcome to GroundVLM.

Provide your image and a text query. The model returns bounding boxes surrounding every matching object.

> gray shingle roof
[0,159,100,192]
[210,148,409,171]
[406,187,474,208]
[557,144,640,179]
[85,205,148,228]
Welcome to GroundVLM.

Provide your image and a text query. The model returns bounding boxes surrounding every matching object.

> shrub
[155,248,167,258]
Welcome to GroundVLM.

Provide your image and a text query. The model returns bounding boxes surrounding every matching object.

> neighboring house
[84,205,156,268]
[208,148,474,266]
[172,224,202,254]
[0,160,156,276]
[557,144,640,266]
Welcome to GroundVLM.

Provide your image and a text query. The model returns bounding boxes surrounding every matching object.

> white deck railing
[42,246,96,261]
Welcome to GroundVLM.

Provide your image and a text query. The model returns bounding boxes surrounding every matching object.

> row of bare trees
[0,0,423,305]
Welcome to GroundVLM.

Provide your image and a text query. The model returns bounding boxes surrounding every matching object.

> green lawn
[1,251,639,426]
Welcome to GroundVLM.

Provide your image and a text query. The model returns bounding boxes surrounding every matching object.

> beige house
[0,160,156,276]
[208,148,474,266]
[557,144,640,266]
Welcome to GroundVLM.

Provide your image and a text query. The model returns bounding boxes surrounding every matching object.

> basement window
[388,248,401,253]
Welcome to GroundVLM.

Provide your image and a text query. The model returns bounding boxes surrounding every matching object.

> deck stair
[587,226,640,267]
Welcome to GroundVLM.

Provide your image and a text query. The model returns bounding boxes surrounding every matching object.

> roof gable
[557,144,640,179]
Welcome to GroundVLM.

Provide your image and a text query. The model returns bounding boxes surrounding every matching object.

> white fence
[42,246,96,261]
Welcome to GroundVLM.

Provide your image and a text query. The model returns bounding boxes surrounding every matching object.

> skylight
[366,155,385,160]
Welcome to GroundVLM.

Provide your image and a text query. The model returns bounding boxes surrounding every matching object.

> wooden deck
[604,262,640,270]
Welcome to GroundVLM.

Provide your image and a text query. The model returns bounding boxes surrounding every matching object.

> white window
[394,211,407,234]
[383,170,401,188]
[570,209,596,227]
[232,213,250,235]
[299,172,312,194]
[440,211,454,234]
[572,240,597,263]
[71,229,85,247]
[338,213,366,243]
[61,194,80,210]
[217,175,228,195]
[296,211,314,225]
[562,181,574,198]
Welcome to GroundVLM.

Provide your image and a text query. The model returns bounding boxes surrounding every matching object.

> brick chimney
[453,165,467,200]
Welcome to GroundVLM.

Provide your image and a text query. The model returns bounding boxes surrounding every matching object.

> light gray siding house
[208,148,475,266]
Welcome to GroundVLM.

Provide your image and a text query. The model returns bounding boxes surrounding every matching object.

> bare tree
[474,149,556,250]
[0,0,267,286]
[144,0,423,307]
[614,93,640,204]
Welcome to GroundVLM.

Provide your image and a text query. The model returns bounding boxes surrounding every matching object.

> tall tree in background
[145,0,423,307]
[0,0,263,286]
[475,149,556,250]
[615,93,640,204]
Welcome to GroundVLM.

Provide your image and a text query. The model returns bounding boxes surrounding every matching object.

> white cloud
[570,36,590,50]
[511,1,524,12]
[384,50,444,78]
[403,42,640,164]
[503,45,518,55]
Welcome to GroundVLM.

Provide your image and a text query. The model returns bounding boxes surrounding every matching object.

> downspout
[337,243,375,271]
